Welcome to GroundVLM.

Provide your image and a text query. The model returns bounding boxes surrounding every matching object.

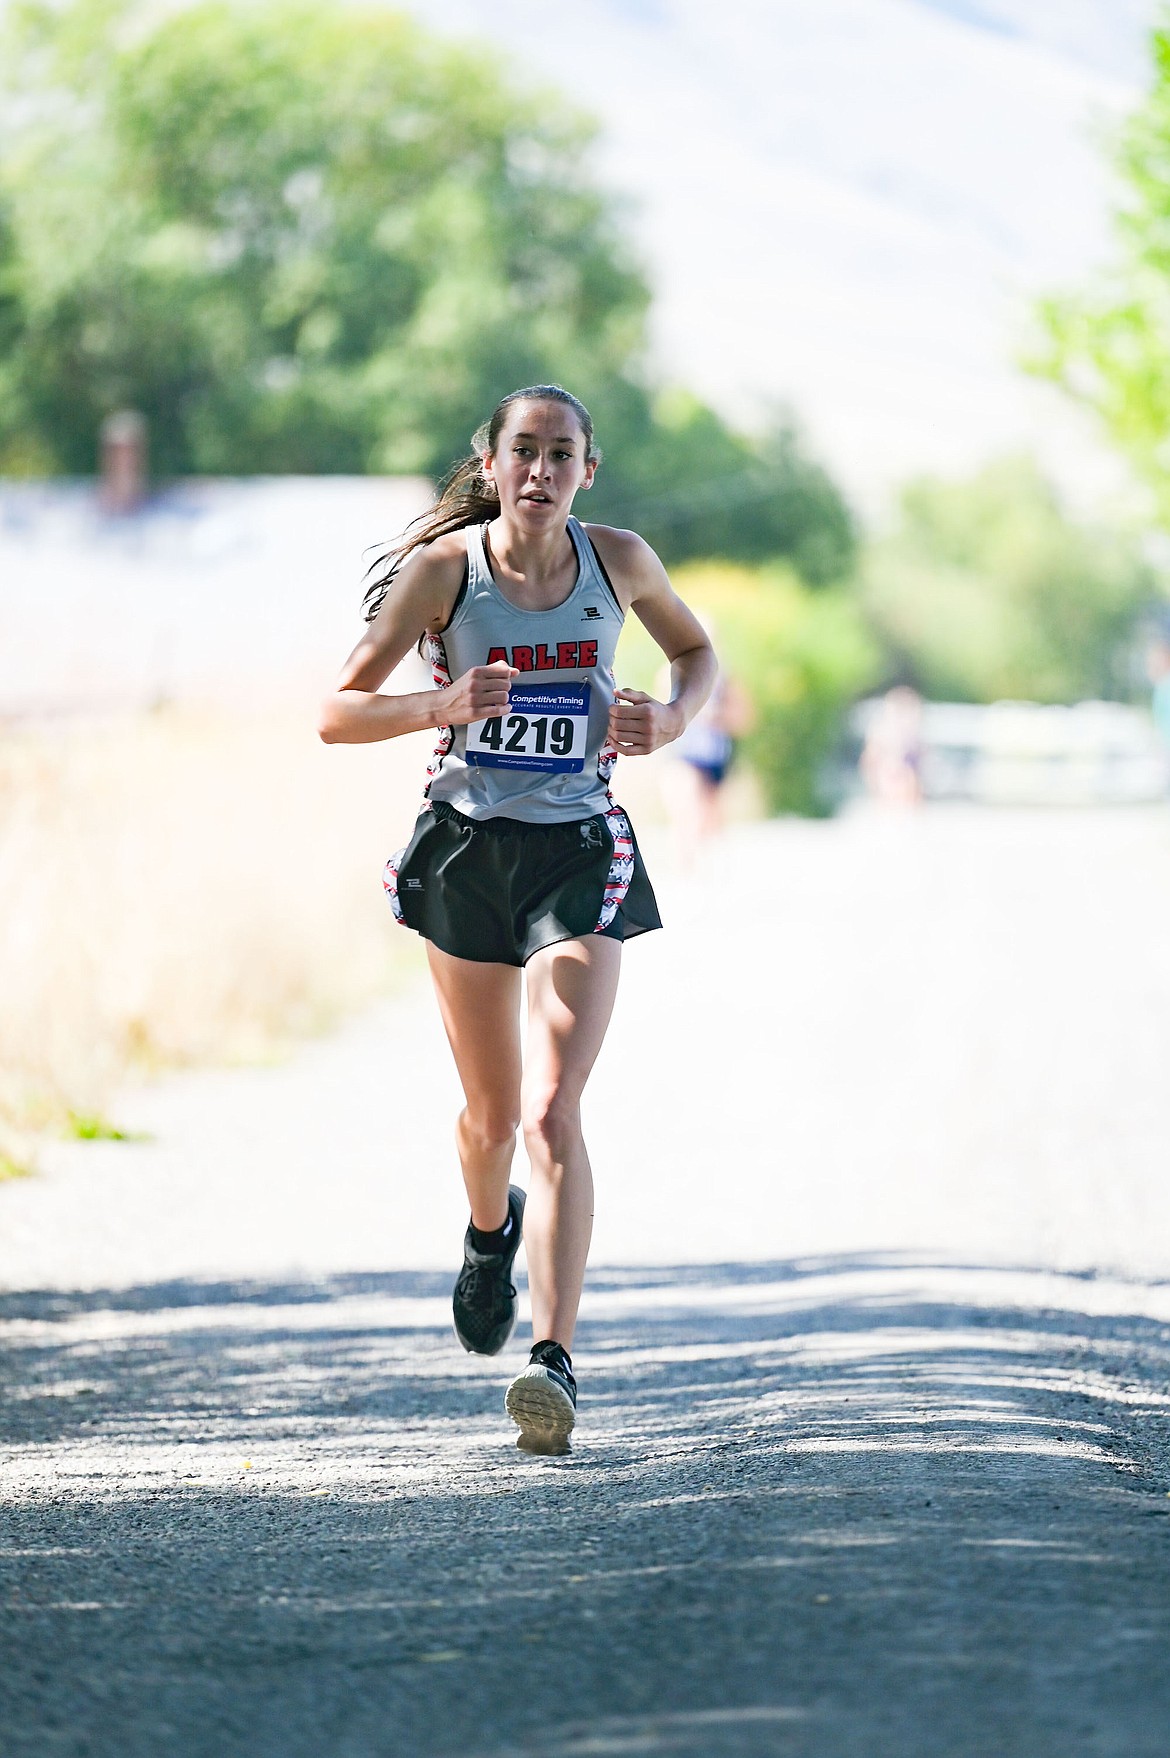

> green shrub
[860,458,1156,704]
[617,560,881,816]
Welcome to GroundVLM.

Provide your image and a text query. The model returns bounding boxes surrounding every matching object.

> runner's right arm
[317,536,516,744]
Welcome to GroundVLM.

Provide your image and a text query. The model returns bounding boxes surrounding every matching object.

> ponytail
[362,384,600,622]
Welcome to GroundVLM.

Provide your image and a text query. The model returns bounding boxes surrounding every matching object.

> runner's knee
[522,1089,581,1164]
[458,1107,519,1159]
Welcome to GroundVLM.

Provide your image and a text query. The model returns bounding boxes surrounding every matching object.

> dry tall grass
[0,707,434,1168]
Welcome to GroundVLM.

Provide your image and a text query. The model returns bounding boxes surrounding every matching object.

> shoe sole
[505,1368,576,1453]
[452,1184,526,1356]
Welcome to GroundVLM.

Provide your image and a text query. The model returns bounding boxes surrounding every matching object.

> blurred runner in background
[860,685,925,808]
[1148,630,1170,763]
[663,623,753,869]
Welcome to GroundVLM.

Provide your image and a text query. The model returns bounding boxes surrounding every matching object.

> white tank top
[422,517,624,823]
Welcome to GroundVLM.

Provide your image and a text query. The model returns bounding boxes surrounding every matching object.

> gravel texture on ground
[3,807,1170,1754]
[2,1262,1170,1757]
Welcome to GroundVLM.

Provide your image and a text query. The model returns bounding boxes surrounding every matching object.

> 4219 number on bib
[466,682,590,774]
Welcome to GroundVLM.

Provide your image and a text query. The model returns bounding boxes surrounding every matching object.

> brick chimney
[100,410,148,514]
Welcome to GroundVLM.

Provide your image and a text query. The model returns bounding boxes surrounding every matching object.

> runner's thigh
[426,943,523,1118]
[523,935,622,1106]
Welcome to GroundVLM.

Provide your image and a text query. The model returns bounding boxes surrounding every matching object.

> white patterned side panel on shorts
[383,848,407,925]
[595,806,635,932]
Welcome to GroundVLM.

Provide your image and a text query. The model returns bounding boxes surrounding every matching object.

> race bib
[466,682,590,774]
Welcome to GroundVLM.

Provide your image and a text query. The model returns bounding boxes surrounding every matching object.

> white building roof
[0,476,431,716]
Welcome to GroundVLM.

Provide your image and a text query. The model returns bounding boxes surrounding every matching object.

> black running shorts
[384,799,662,966]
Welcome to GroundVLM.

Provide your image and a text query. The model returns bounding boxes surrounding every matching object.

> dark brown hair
[362,384,600,621]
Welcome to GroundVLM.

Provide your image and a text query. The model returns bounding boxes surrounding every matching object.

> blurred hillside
[398,0,1156,510]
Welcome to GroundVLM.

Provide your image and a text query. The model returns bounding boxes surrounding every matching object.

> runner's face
[485,401,595,526]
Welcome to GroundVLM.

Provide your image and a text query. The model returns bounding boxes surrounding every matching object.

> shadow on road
[2,1256,1170,1756]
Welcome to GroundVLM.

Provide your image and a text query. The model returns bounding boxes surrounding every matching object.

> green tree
[861,457,1154,704]
[0,0,649,477]
[587,390,856,583]
[0,0,855,582]
[1033,19,1170,524]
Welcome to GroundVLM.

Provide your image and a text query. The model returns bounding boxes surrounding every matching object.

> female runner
[318,385,716,1450]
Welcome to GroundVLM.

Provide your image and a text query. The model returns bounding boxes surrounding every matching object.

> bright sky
[397,0,1158,513]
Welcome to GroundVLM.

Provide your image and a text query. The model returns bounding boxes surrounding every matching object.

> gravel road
[3,806,1170,1755]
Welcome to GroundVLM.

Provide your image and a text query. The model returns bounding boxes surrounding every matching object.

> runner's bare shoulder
[377,528,469,634]
[581,524,666,611]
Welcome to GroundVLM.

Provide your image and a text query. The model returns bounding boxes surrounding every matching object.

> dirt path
[2,1260,1170,1756]
[3,808,1170,1754]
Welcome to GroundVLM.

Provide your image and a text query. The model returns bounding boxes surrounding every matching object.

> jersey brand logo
[582,605,602,621]
[485,640,598,670]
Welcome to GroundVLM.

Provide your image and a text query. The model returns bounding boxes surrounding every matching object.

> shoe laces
[530,1339,574,1387]
[459,1263,515,1307]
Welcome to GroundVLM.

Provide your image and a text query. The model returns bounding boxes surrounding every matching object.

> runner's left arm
[588,527,717,757]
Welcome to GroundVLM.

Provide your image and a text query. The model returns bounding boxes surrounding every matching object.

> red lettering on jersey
[489,640,597,668]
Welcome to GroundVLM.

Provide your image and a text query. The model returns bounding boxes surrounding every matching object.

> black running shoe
[452,1184,526,1355]
[506,1339,577,1452]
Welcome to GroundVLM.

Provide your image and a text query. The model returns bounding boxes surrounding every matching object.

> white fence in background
[853,697,1170,805]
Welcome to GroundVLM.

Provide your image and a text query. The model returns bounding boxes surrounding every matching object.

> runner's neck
[483,517,579,609]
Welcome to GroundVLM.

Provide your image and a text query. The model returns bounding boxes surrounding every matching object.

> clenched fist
[607,688,684,756]
[443,661,519,725]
